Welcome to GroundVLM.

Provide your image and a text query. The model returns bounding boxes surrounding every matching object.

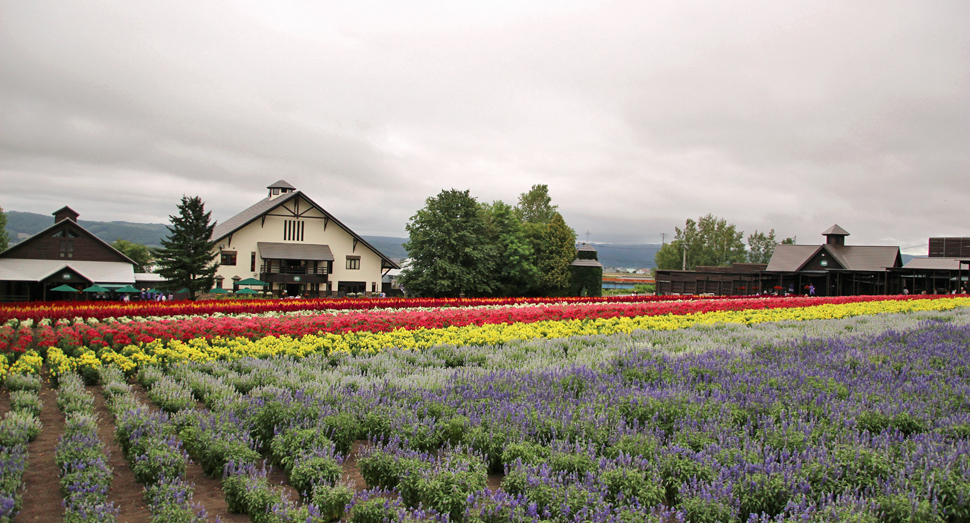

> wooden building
[0,207,138,302]
[211,180,399,298]
[655,264,766,296]
[763,225,902,296]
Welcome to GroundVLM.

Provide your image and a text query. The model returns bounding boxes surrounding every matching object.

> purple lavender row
[0,373,42,521]
[54,372,117,523]
[100,364,207,523]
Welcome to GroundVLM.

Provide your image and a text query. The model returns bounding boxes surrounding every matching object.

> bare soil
[17,376,66,523]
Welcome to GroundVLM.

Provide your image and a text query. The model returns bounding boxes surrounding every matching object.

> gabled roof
[0,213,138,266]
[766,245,822,272]
[766,244,901,272]
[822,224,850,236]
[212,190,399,269]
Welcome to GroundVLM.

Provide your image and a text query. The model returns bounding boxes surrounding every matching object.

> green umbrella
[235,288,258,295]
[116,285,140,293]
[50,284,79,292]
[237,278,268,286]
[146,288,161,294]
[210,288,230,294]
[175,288,189,294]
[82,285,110,293]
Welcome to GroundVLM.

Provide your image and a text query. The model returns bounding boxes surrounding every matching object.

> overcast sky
[2,1,967,254]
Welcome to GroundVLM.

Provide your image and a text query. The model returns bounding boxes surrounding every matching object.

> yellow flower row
[34,297,970,375]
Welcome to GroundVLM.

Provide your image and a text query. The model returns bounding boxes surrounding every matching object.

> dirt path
[90,385,153,523]
[131,383,248,522]
[17,377,65,522]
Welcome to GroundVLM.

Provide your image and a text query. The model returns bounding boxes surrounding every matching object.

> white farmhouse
[210,180,399,297]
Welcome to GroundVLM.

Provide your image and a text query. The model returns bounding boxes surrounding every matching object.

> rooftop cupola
[267,180,296,199]
[822,224,850,246]
[53,206,79,224]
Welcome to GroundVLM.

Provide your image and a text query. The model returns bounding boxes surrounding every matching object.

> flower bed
[0,295,703,324]
[61,307,970,522]
[36,296,970,374]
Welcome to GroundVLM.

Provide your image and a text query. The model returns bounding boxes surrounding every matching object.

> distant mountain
[6,211,170,247]
[588,243,661,270]
[361,236,409,261]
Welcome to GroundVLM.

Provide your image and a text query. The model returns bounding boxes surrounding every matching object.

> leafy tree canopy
[400,189,497,298]
[534,213,577,296]
[655,214,747,270]
[112,239,155,273]
[155,196,219,300]
[747,229,778,264]
[482,201,539,297]
[514,184,558,224]
[0,206,9,252]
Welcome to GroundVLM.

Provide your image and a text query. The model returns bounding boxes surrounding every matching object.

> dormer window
[272,188,280,195]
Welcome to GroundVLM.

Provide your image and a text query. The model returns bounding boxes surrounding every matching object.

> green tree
[482,201,538,297]
[400,189,497,298]
[781,237,795,245]
[534,213,576,296]
[111,239,155,273]
[155,196,219,300]
[746,229,777,264]
[514,184,558,224]
[654,215,746,270]
[0,206,9,252]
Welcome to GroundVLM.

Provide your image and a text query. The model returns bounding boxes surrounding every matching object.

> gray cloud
[1,0,967,256]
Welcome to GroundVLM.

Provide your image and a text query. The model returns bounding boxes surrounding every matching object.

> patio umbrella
[237,278,268,286]
[175,288,189,294]
[50,284,79,292]
[210,288,230,294]
[82,285,110,293]
[235,288,258,295]
[146,288,161,294]
[116,285,140,293]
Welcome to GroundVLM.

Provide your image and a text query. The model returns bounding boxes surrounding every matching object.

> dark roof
[576,243,597,252]
[822,224,850,236]
[211,191,299,241]
[257,242,334,261]
[268,179,296,190]
[212,190,399,269]
[766,244,900,272]
[570,259,604,268]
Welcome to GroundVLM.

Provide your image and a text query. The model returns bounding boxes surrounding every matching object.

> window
[59,240,74,258]
[346,256,361,270]
[52,229,80,238]
[251,252,257,272]
[221,251,237,265]
[215,276,225,289]
[272,188,280,195]
[284,220,305,241]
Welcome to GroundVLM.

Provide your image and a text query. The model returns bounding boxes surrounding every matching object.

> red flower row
[0,295,717,324]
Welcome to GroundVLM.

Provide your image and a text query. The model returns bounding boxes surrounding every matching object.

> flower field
[1,296,968,522]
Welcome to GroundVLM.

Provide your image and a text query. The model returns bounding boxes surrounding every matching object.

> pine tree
[156,196,219,300]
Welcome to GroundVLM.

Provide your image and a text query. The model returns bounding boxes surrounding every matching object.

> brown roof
[766,244,901,272]
[821,224,850,236]
[902,257,970,270]
[257,242,334,261]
